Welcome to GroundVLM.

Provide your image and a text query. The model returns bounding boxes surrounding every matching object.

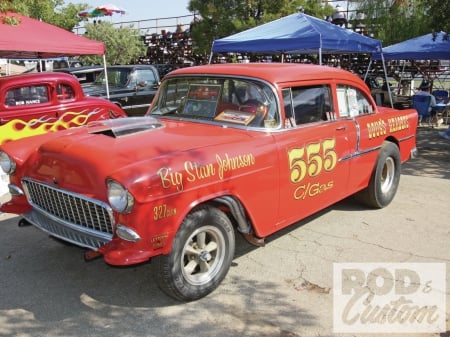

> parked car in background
[56,65,104,84]
[0,71,127,145]
[0,63,418,301]
[82,64,160,116]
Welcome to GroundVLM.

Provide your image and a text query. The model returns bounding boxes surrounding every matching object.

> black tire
[152,206,235,301]
[356,141,401,209]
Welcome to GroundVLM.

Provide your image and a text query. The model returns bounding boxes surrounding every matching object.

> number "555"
[288,139,337,183]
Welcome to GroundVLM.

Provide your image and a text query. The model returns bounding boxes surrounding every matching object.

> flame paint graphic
[0,108,107,145]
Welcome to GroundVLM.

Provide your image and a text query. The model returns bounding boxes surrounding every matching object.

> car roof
[168,63,362,85]
[0,71,78,86]
[56,65,104,74]
[106,64,158,70]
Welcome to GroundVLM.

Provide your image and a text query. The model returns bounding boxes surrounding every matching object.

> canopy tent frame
[0,11,110,98]
[372,31,450,96]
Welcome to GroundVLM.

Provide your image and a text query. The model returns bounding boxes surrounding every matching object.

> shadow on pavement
[402,126,450,180]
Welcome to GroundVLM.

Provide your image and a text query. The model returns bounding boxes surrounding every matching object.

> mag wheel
[153,206,235,301]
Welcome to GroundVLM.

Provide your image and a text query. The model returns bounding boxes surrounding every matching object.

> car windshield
[94,68,131,87]
[149,76,279,128]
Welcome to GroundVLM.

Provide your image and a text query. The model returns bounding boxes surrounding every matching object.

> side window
[337,85,373,117]
[283,85,333,126]
[5,85,49,107]
[282,88,295,128]
[56,83,75,101]
[134,70,157,87]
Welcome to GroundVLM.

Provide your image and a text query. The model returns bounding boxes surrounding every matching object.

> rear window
[5,85,49,107]
[56,83,75,101]
[337,85,374,117]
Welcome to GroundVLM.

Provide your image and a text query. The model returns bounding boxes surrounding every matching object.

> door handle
[336,126,346,131]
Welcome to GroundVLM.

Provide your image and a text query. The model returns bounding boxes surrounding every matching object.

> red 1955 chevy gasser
[0,63,418,301]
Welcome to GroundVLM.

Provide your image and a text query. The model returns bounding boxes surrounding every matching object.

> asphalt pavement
[0,126,449,337]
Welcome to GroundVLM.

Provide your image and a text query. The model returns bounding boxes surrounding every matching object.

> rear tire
[356,141,401,208]
[152,206,235,301]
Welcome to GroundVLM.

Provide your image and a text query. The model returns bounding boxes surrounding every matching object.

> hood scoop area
[87,117,163,138]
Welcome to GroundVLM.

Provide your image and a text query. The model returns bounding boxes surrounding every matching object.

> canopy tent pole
[208,51,213,64]
[380,53,393,108]
[398,61,407,95]
[366,54,393,108]
[102,54,110,99]
[363,58,372,82]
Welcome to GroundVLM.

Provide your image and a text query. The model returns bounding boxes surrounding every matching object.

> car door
[335,84,382,192]
[272,85,358,229]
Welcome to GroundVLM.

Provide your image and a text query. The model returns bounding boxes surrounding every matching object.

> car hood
[21,117,256,199]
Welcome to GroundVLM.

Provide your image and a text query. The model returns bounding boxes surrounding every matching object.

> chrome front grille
[21,178,114,249]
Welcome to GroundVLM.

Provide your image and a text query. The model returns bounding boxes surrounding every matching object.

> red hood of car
[20,117,255,197]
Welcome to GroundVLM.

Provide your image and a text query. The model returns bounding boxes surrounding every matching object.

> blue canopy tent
[372,31,449,60]
[211,13,383,65]
[210,12,391,105]
[370,32,449,97]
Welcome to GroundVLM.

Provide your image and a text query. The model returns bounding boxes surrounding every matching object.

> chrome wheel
[380,156,395,194]
[181,225,226,286]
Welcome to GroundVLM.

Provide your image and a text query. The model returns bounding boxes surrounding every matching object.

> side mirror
[135,81,147,92]
[137,81,147,87]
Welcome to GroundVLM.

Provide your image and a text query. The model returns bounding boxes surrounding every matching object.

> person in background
[416,80,437,115]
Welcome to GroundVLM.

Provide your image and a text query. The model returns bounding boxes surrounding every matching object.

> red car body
[0,63,418,301]
[0,71,127,145]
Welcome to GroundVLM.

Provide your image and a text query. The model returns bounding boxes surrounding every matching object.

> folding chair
[412,95,432,126]
[432,90,449,124]
[432,90,449,103]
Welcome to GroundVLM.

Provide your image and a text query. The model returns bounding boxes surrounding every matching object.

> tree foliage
[426,0,450,34]
[188,0,334,55]
[0,0,86,30]
[0,0,146,65]
[353,0,448,45]
[81,22,147,65]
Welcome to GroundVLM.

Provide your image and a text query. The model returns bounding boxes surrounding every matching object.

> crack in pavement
[298,227,450,263]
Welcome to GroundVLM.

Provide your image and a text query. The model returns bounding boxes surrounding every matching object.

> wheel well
[384,136,399,148]
[201,195,253,235]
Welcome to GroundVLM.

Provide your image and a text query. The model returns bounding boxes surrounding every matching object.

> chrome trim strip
[340,145,382,162]
[355,120,361,153]
[397,134,415,142]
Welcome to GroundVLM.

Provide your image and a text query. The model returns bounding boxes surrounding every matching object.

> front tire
[153,206,235,301]
[356,141,401,208]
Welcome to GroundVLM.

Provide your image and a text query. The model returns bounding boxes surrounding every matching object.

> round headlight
[0,151,16,175]
[107,179,134,213]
